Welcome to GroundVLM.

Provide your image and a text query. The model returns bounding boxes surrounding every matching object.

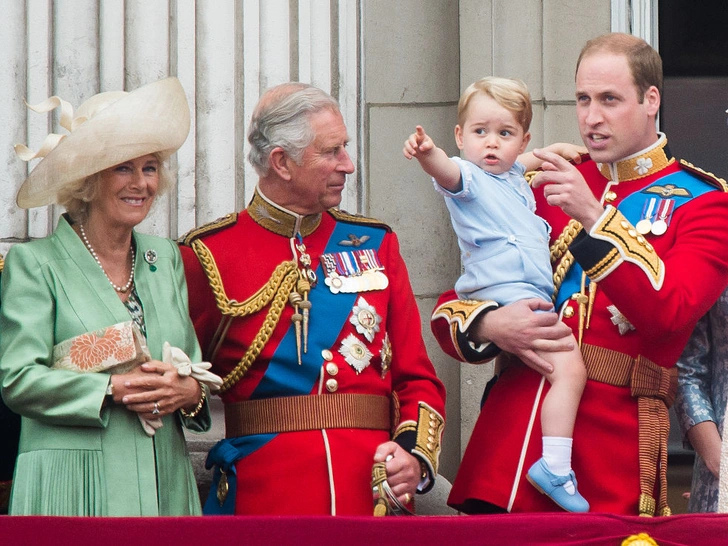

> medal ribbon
[655,199,675,225]
[615,170,715,225]
[641,198,657,223]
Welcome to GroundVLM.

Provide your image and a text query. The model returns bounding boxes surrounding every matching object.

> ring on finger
[403,493,411,504]
[152,401,160,415]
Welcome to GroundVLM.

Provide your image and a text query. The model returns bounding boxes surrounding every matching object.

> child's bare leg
[538,333,586,439]
[526,333,589,512]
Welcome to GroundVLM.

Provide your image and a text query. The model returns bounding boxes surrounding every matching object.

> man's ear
[644,85,661,116]
[268,147,293,181]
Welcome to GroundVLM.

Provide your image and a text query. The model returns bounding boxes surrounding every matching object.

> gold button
[325,379,338,392]
[620,220,630,229]
[321,349,333,361]
[606,191,618,203]
[628,229,637,238]
[645,243,654,252]
[427,443,435,450]
[325,362,339,376]
[428,428,436,435]
[636,235,646,245]
[563,306,575,319]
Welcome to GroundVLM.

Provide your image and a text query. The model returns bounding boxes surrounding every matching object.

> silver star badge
[339,333,373,374]
[349,296,381,342]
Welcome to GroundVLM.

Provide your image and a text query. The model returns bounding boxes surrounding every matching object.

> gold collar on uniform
[247,187,322,238]
[598,133,675,183]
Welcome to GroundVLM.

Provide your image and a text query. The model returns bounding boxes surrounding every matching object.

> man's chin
[585,148,616,164]
[324,193,344,209]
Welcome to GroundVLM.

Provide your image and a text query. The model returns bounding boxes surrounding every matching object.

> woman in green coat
[0,77,212,516]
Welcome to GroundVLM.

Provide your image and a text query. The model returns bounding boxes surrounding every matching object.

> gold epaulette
[178,213,238,246]
[329,209,392,233]
[679,159,728,192]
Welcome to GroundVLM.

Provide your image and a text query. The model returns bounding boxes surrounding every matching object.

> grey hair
[58,153,173,223]
[247,83,340,176]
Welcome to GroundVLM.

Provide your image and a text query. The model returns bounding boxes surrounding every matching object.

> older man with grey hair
[180,82,446,516]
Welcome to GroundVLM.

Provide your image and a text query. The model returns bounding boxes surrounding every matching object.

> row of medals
[635,197,674,236]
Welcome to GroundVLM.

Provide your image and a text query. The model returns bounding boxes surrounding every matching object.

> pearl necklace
[79,224,135,293]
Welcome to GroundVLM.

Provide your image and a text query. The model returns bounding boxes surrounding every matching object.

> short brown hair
[576,33,663,101]
[458,77,532,133]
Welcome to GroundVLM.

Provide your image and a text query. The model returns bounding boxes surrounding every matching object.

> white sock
[543,437,575,494]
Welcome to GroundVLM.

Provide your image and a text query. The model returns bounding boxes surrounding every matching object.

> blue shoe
[526,458,590,512]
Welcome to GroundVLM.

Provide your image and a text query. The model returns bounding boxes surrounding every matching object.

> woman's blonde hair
[457,76,533,132]
[58,152,172,223]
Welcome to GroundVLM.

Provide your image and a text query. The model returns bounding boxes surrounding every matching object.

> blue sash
[555,170,716,308]
[204,219,386,514]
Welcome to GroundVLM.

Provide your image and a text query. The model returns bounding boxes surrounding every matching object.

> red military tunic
[432,135,728,515]
[181,188,446,515]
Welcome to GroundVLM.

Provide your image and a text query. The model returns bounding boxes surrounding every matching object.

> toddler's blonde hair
[457,76,532,132]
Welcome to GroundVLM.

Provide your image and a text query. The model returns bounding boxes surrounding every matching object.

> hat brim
[16,77,191,208]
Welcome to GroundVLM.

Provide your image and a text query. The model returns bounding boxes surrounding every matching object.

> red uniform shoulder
[678,159,728,192]
[328,209,392,233]
[178,213,239,246]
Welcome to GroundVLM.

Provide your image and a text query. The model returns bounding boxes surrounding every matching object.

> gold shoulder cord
[190,239,300,393]
[551,219,582,298]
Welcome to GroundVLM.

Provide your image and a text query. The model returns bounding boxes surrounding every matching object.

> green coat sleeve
[0,227,211,433]
[0,240,110,427]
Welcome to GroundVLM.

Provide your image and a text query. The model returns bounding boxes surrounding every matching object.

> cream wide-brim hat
[15,77,190,209]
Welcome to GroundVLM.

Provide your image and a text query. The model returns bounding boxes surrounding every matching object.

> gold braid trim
[591,208,663,288]
[329,208,392,232]
[178,213,237,246]
[552,251,574,302]
[191,239,298,317]
[550,220,582,298]
[414,402,444,475]
[190,239,300,392]
[390,402,445,476]
[550,219,583,263]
